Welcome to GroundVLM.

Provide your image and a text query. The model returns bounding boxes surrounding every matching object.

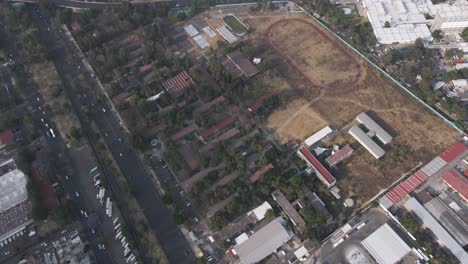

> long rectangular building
[271,190,306,227]
[349,126,385,159]
[356,112,392,145]
[304,126,333,147]
[297,146,336,188]
[405,197,468,264]
[234,217,293,264]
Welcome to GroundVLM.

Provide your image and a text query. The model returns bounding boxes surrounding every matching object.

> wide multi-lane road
[9,0,175,10]
[29,7,196,264]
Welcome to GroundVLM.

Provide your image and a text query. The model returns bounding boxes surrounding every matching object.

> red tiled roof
[249,163,274,183]
[439,142,468,162]
[112,91,130,102]
[326,145,353,166]
[248,89,282,112]
[0,130,14,145]
[128,37,145,48]
[194,96,226,113]
[138,64,152,73]
[199,117,234,140]
[298,146,335,185]
[171,123,199,141]
[162,71,194,95]
[385,170,429,204]
[442,169,468,201]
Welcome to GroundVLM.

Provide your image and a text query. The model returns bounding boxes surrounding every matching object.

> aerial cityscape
[0,0,467,264]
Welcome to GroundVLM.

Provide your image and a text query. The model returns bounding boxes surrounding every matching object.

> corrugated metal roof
[420,156,446,176]
[198,117,234,140]
[405,197,468,264]
[361,223,411,264]
[170,123,199,141]
[439,141,468,163]
[356,113,392,145]
[234,217,293,264]
[0,167,28,212]
[162,71,194,95]
[326,144,353,166]
[304,126,333,147]
[384,170,429,204]
[442,169,468,201]
[349,126,385,159]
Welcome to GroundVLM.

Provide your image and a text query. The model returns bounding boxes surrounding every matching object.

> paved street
[29,7,196,263]
[0,15,115,264]
[317,208,389,264]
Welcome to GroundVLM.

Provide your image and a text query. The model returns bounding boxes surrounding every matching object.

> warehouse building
[405,197,468,264]
[361,223,411,264]
[349,126,385,159]
[0,159,33,244]
[234,217,293,264]
[304,126,333,147]
[431,3,468,33]
[442,168,468,202]
[297,146,336,188]
[356,113,392,145]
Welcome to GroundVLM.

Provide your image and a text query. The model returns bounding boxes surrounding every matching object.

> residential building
[326,144,353,166]
[233,217,293,264]
[162,71,194,96]
[198,117,235,143]
[248,201,273,222]
[297,146,336,188]
[442,168,468,202]
[223,50,259,78]
[271,190,306,228]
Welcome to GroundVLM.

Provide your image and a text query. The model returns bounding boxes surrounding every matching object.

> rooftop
[0,200,33,242]
[162,71,194,96]
[442,168,468,201]
[361,223,411,264]
[405,197,468,264]
[170,123,199,141]
[356,112,392,145]
[0,130,14,146]
[234,217,293,264]
[198,117,234,140]
[223,50,259,78]
[348,125,385,159]
[325,144,353,166]
[250,201,273,221]
[0,165,29,212]
[298,146,336,186]
[304,126,333,147]
[271,190,306,227]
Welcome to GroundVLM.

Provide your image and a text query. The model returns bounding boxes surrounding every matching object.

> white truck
[106,198,112,217]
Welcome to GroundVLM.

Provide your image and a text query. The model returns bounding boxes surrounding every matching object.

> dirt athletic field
[245,14,461,202]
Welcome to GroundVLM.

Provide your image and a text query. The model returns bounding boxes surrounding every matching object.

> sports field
[246,14,460,202]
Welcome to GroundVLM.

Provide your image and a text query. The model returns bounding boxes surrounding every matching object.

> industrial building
[304,126,333,147]
[442,168,468,202]
[349,126,385,159]
[297,146,336,188]
[356,113,392,145]
[361,223,411,264]
[233,217,293,264]
[363,0,468,44]
[271,190,306,228]
[424,196,468,247]
[0,159,33,244]
[405,197,468,264]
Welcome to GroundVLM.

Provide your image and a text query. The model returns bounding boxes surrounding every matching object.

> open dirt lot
[245,13,461,202]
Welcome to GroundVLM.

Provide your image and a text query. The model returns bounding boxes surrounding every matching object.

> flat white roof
[234,217,292,264]
[184,25,199,37]
[203,26,217,38]
[251,201,272,221]
[405,197,468,264]
[235,233,249,245]
[349,126,385,159]
[304,126,333,147]
[0,169,28,212]
[193,35,210,49]
[361,223,411,264]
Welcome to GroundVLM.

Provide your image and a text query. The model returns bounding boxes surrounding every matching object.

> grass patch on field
[223,15,247,34]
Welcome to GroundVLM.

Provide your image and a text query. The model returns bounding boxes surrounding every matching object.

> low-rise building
[233,217,293,264]
[445,79,468,101]
[271,190,306,228]
[442,168,468,203]
[349,126,385,159]
[361,223,411,264]
[297,146,336,188]
[222,50,259,78]
[162,71,194,96]
[326,144,353,166]
[304,126,333,147]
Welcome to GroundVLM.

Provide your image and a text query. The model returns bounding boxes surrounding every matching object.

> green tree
[384,21,390,28]
[462,27,468,42]
[431,30,443,41]
[300,207,325,225]
[264,209,275,220]
[57,8,72,25]
[70,127,82,140]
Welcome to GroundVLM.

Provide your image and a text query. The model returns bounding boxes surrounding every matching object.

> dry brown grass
[246,13,461,202]
[28,63,80,142]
